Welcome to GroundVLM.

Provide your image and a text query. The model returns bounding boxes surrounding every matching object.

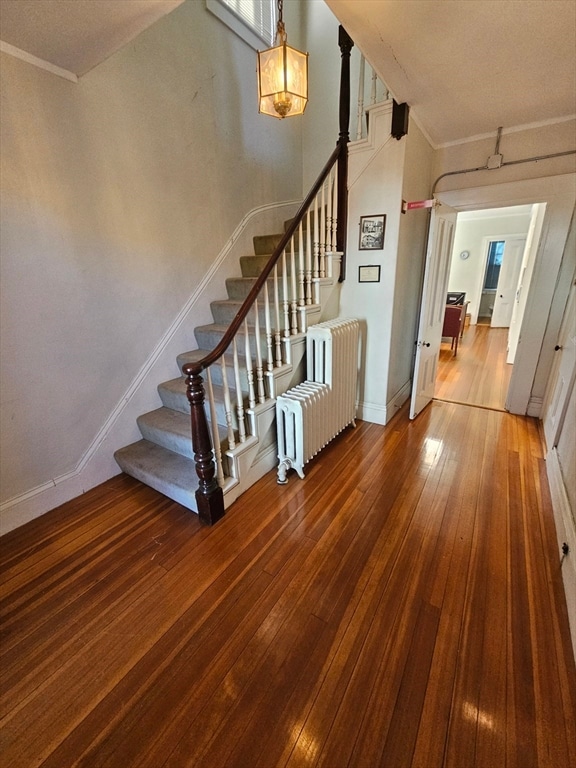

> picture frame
[359,214,386,250]
[359,265,381,283]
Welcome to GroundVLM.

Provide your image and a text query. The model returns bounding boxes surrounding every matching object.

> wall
[339,103,406,424]
[448,206,532,323]
[0,0,303,526]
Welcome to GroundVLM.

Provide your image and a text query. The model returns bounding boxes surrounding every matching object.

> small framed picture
[359,265,381,283]
[359,214,386,250]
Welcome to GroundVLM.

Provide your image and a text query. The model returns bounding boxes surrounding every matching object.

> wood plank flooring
[1,402,575,767]
[435,323,513,411]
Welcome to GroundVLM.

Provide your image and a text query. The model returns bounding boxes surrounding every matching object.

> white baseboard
[527,395,544,417]
[546,447,576,661]
[357,381,411,426]
[0,199,301,536]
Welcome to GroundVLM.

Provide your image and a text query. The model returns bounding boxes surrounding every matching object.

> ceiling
[0,0,574,146]
[326,0,576,146]
[0,0,185,77]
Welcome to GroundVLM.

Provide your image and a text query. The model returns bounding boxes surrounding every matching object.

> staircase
[114,223,341,514]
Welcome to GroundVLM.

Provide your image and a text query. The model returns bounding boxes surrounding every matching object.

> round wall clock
[459,250,470,260]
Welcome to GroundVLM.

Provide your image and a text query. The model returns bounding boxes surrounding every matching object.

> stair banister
[183,26,354,525]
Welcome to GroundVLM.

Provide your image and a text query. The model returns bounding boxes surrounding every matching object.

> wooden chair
[442,305,463,355]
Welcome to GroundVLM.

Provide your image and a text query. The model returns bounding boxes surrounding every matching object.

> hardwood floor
[1,402,575,767]
[435,322,513,411]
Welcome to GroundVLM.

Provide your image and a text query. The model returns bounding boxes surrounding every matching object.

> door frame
[473,234,527,327]
[436,173,575,416]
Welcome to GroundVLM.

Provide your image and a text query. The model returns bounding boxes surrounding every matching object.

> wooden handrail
[182,143,343,381]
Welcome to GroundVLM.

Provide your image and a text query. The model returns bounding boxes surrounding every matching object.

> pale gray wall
[0,0,303,507]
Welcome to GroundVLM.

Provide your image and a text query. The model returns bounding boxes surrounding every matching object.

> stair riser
[226,277,295,302]
[194,326,274,355]
[138,409,240,457]
[176,352,265,393]
[253,233,283,256]
[240,255,297,278]
[211,300,274,326]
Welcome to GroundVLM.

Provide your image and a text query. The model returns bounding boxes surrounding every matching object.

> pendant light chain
[276,0,286,42]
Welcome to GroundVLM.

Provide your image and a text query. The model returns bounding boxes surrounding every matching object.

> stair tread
[114,439,199,505]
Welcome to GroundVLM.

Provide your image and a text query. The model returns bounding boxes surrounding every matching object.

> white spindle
[290,237,298,335]
[232,338,246,443]
[313,193,319,279]
[370,66,377,105]
[253,299,265,403]
[244,318,256,409]
[263,281,273,371]
[357,54,366,140]
[282,250,290,337]
[220,356,235,449]
[273,264,282,366]
[306,207,312,304]
[331,164,338,251]
[297,222,305,307]
[320,182,326,278]
[206,367,225,487]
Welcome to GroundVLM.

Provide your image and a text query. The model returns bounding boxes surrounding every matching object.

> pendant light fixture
[257,0,308,118]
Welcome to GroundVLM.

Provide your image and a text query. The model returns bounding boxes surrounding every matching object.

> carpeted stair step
[239,254,297,278]
[138,404,238,454]
[137,407,196,458]
[175,351,253,391]
[211,298,278,326]
[225,275,294,302]
[157,377,248,427]
[114,440,199,511]
[194,322,270,354]
[253,233,283,256]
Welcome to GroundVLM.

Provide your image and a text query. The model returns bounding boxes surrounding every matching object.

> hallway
[435,322,513,411]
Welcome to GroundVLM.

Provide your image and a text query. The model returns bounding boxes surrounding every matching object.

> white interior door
[542,278,576,450]
[491,237,526,327]
[410,202,457,419]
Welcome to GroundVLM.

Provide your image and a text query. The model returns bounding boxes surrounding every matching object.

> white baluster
[282,249,290,337]
[332,163,338,251]
[370,66,377,105]
[253,299,266,403]
[313,192,320,279]
[290,237,298,335]
[232,338,246,443]
[298,222,305,308]
[306,207,312,304]
[206,367,225,487]
[326,172,333,255]
[273,264,282,366]
[263,281,273,371]
[244,318,256,409]
[220,356,235,449]
[320,182,326,278]
[356,54,366,140]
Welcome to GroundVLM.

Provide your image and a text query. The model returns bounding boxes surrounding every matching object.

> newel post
[337,25,353,280]
[184,364,225,526]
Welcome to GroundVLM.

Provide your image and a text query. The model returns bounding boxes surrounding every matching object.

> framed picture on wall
[359,214,386,250]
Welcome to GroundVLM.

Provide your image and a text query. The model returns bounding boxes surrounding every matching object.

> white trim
[357,400,388,426]
[436,114,576,150]
[546,447,576,661]
[0,199,300,536]
[527,395,544,418]
[0,40,78,82]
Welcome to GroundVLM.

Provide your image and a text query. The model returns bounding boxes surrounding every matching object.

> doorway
[434,204,533,410]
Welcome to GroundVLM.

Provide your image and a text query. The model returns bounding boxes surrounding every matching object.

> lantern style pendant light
[257,0,308,118]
